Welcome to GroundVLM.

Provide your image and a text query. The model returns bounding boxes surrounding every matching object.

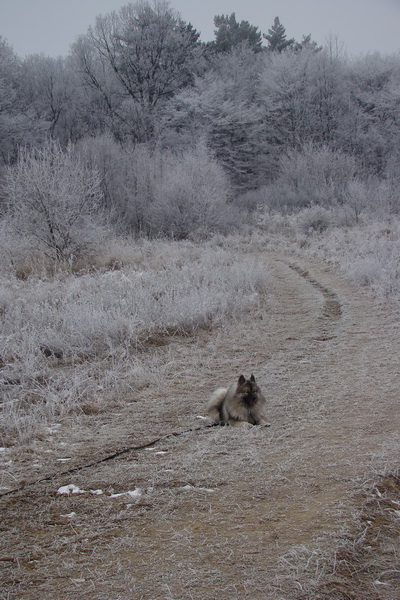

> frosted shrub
[124,144,171,235]
[298,206,335,235]
[95,142,234,238]
[375,177,400,219]
[273,143,357,209]
[76,133,129,220]
[343,179,369,224]
[233,186,272,213]
[2,140,105,262]
[341,177,400,224]
[150,143,232,239]
[76,139,175,235]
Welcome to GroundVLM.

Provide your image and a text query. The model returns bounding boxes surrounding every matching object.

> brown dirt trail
[1,252,400,599]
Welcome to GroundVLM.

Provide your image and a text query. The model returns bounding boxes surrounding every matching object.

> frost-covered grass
[0,239,269,444]
[303,221,400,299]
[259,210,400,300]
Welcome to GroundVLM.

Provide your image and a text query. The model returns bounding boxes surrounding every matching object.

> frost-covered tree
[308,42,347,145]
[163,47,269,190]
[0,37,44,164]
[259,45,347,156]
[260,49,314,150]
[75,133,130,222]
[3,140,104,260]
[0,38,19,115]
[212,13,263,53]
[19,54,81,143]
[124,144,170,235]
[73,0,204,141]
[0,37,19,162]
[342,53,400,175]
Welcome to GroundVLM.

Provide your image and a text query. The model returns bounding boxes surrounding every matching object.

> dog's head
[237,374,260,407]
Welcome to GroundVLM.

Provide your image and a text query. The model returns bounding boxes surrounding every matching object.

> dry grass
[275,470,400,599]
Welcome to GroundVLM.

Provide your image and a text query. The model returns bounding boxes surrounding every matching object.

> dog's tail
[207,388,228,423]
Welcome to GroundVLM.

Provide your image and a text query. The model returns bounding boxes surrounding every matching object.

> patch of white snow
[57,484,86,495]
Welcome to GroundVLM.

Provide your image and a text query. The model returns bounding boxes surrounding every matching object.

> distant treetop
[263,17,295,52]
[212,13,263,53]
[211,13,320,55]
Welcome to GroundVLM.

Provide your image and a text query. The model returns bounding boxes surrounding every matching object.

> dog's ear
[238,375,246,385]
[250,374,256,383]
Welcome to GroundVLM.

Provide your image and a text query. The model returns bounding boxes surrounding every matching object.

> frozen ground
[1,251,399,599]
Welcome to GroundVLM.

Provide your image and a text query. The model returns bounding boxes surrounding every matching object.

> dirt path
[1,252,400,599]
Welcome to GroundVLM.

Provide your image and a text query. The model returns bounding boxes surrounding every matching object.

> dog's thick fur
[207,374,270,427]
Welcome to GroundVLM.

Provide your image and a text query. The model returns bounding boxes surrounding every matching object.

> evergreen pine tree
[213,13,263,53]
[263,17,294,52]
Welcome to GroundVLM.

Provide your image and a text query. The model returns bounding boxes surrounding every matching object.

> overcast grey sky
[2,0,400,58]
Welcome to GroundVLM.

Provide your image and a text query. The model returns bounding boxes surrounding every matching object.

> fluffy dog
[207,374,270,427]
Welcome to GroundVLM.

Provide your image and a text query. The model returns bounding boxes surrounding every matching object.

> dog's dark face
[237,374,260,407]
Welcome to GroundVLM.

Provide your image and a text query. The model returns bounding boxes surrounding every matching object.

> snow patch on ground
[57,484,86,495]
[109,488,142,499]
[56,483,142,499]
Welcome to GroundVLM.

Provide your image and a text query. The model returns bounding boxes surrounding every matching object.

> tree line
[1,0,399,256]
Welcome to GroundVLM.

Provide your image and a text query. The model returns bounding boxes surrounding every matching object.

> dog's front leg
[228,419,253,428]
[255,419,271,427]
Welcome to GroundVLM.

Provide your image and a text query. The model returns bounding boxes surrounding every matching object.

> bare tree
[73,0,204,141]
[20,55,77,142]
